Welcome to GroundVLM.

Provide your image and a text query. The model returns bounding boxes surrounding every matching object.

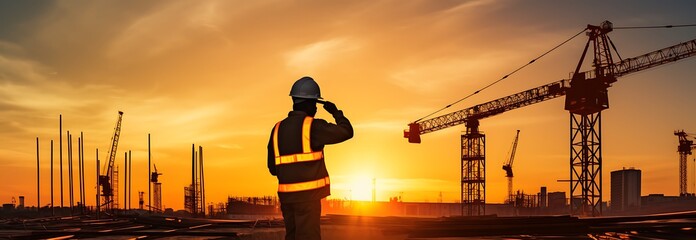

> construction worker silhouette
[268,76,353,240]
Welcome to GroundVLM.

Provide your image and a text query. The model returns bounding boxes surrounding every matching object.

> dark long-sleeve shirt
[267,110,353,176]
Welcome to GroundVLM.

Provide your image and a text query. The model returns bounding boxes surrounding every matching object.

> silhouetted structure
[138,191,144,210]
[461,125,485,216]
[502,130,520,204]
[404,21,696,217]
[539,187,547,208]
[548,192,567,211]
[611,168,641,212]
[184,144,205,216]
[98,111,124,213]
[226,196,278,215]
[151,165,163,212]
[675,130,695,196]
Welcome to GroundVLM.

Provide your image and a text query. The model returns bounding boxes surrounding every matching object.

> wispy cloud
[441,0,500,14]
[285,38,361,72]
[107,1,230,60]
[389,53,514,94]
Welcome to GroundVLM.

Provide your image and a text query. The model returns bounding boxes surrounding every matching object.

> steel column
[570,112,602,217]
[461,119,485,216]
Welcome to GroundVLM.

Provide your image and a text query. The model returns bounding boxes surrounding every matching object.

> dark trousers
[280,200,321,240]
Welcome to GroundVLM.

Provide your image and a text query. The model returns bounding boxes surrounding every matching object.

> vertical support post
[124,152,128,211]
[461,119,485,216]
[192,144,196,216]
[96,148,100,219]
[51,140,54,216]
[60,115,63,209]
[199,146,205,217]
[78,137,82,212]
[129,150,132,210]
[80,132,85,214]
[570,112,602,217]
[148,134,151,213]
[36,137,40,214]
[68,132,73,212]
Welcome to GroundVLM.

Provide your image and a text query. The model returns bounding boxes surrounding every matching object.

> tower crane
[404,21,696,217]
[98,111,124,212]
[674,130,696,196]
[502,130,520,203]
[151,164,163,212]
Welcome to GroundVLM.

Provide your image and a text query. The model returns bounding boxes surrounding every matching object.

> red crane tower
[404,21,696,216]
[98,111,124,213]
[675,130,696,196]
[502,130,520,203]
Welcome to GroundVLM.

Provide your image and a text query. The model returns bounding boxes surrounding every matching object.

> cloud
[389,57,498,93]
[0,51,118,114]
[441,0,500,14]
[353,120,405,131]
[0,53,50,84]
[217,143,242,150]
[106,1,230,60]
[284,38,361,71]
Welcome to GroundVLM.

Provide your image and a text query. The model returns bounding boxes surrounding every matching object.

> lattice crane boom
[405,80,569,143]
[103,111,124,176]
[405,37,696,143]
[98,111,124,210]
[502,130,520,202]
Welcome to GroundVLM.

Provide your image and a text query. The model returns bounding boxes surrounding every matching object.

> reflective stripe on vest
[273,117,324,165]
[278,176,330,192]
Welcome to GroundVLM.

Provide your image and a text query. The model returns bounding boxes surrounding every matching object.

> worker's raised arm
[312,102,353,146]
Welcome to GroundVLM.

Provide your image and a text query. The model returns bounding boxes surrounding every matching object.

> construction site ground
[2,211,696,239]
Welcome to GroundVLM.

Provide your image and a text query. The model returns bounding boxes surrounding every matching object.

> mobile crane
[404,21,696,216]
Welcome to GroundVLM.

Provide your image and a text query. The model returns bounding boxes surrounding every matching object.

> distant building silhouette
[547,191,566,211]
[611,168,641,211]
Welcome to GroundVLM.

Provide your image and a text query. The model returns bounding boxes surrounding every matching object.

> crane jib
[405,37,696,143]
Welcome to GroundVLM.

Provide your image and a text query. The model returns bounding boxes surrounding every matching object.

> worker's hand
[323,101,339,114]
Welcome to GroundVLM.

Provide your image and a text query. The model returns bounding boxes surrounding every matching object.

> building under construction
[184,145,205,216]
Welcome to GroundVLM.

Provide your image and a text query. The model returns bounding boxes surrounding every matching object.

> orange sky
[1,1,696,211]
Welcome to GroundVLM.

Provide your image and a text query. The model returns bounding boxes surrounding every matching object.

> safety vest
[273,116,330,202]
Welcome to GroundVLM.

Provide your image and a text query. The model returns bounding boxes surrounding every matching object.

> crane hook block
[404,123,422,143]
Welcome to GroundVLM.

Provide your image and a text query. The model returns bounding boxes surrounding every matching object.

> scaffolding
[184,145,205,216]
[151,165,163,212]
[153,182,162,212]
[184,183,202,215]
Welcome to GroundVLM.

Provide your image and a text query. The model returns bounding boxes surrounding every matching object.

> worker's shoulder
[311,118,330,125]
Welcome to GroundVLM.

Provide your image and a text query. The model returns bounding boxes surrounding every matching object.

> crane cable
[413,23,696,124]
[412,28,587,123]
[614,24,696,30]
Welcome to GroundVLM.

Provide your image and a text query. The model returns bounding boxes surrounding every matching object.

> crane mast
[98,111,124,212]
[675,130,696,196]
[404,21,696,216]
[502,130,520,203]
